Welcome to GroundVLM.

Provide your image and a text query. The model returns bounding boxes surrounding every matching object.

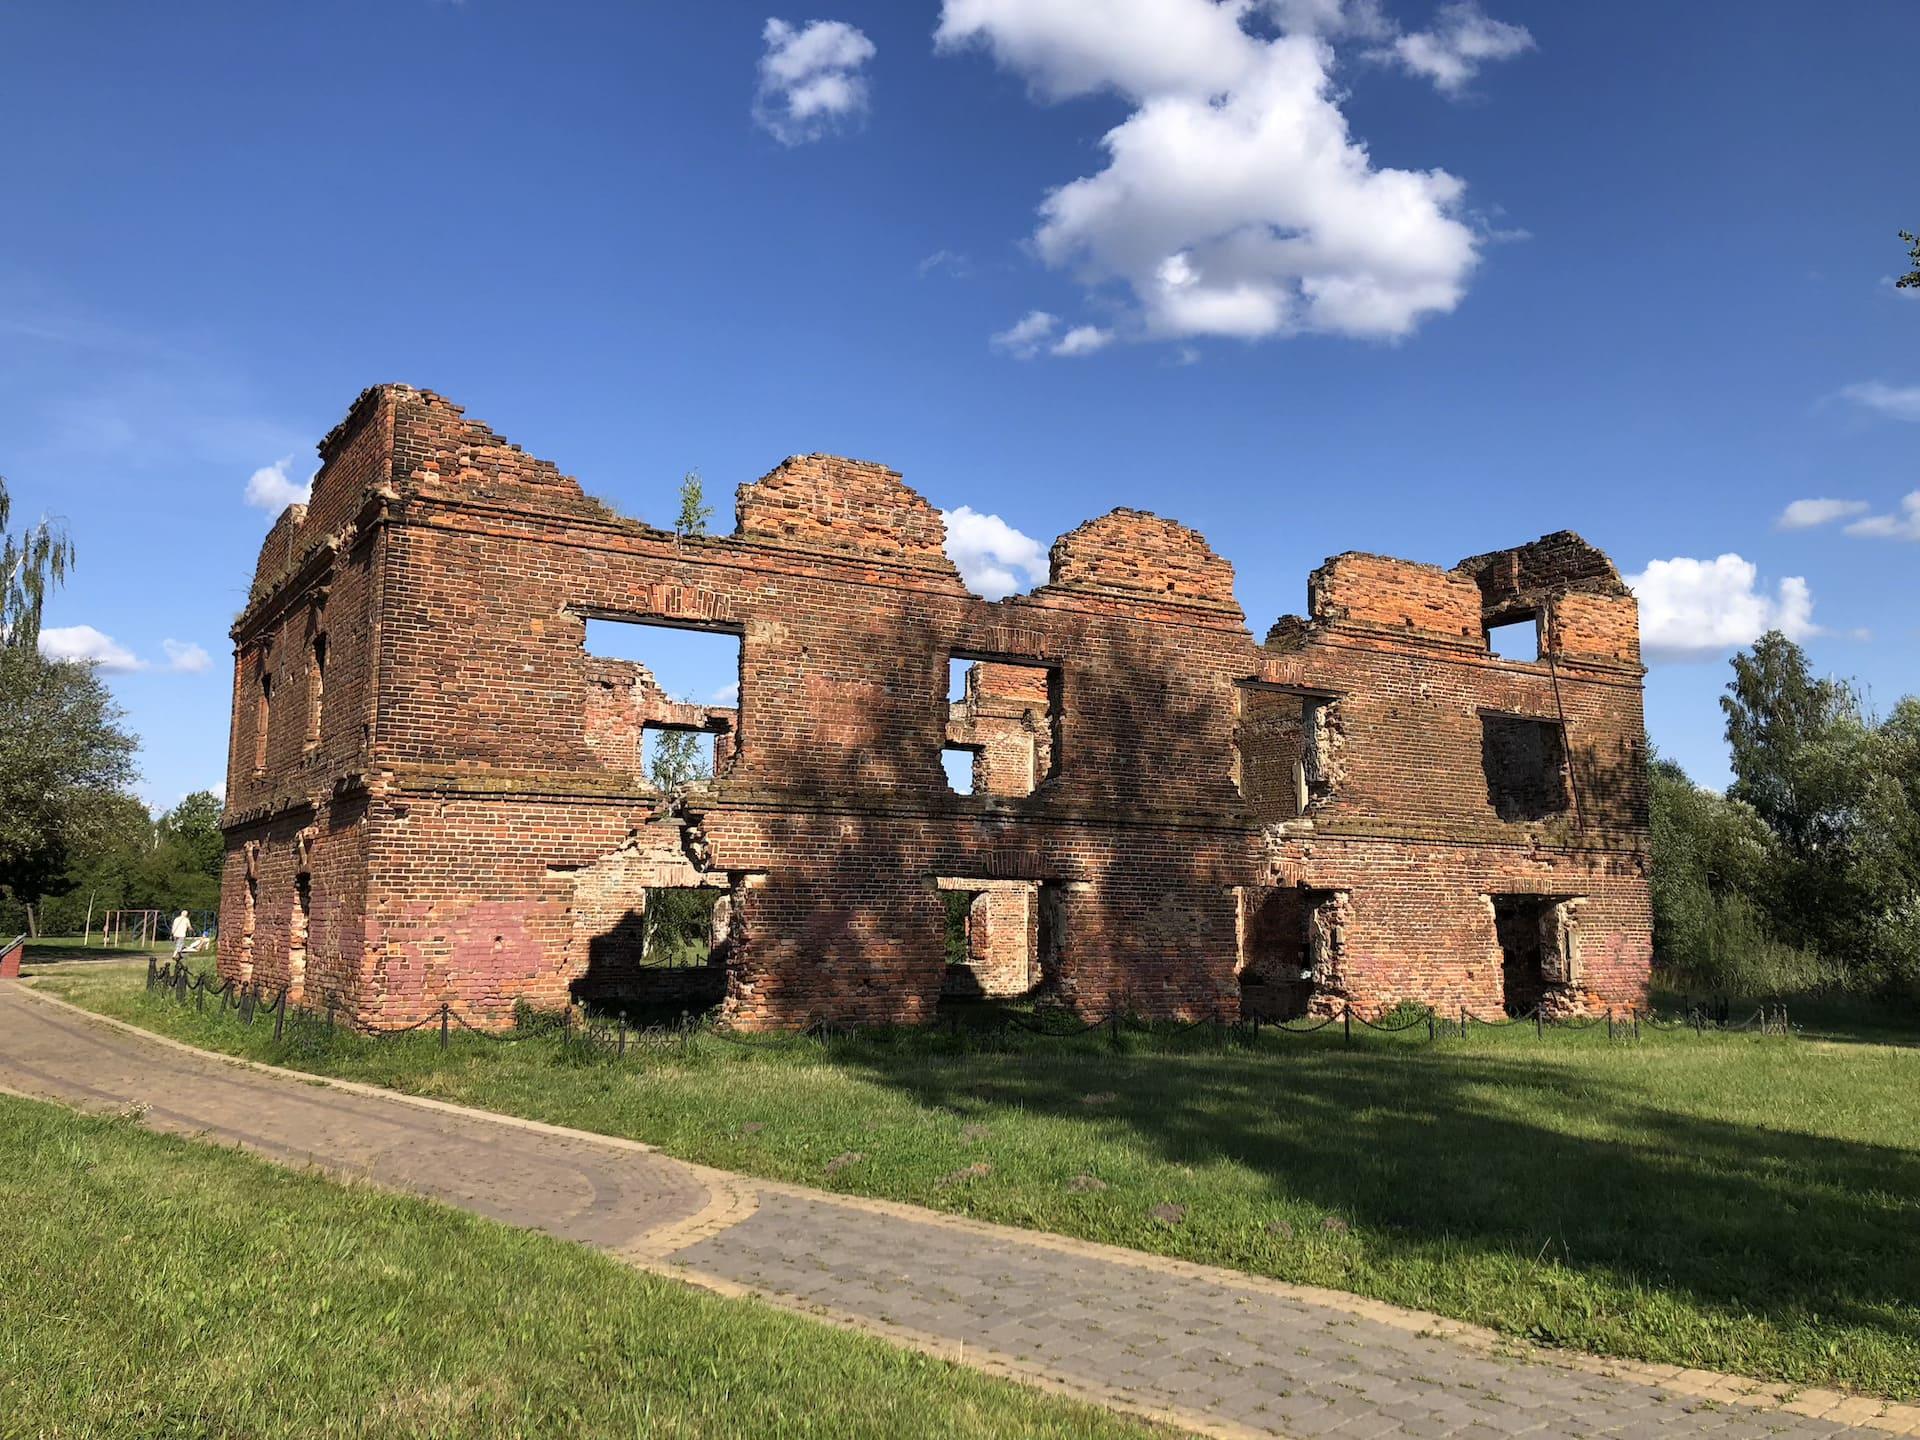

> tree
[648,725,711,793]
[1709,635,1920,996]
[644,720,716,962]
[0,647,138,912]
[1648,754,1820,996]
[1,475,75,652]
[1720,631,1856,857]
[675,469,712,539]
[1899,230,1920,290]
[157,790,224,885]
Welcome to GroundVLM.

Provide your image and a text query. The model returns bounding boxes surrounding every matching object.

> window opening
[937,878,1043,999]
[942,746,979,795]
[253,657,272,774]
[1238,886,1346,1020]
[241,872,258,982]
[582,616,742,779]
[1485,613,1541,662]
[640,887,722,968]
[1481,714,1569,821]
[307,633,328,745]
[289,870,311,1000]
[645,727,718,790]
[944,655,1059,797]
[1235,686,1338,822]
[1491,895,1581,1016]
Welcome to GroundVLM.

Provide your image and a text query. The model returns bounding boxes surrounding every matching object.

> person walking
[170,909,192,960]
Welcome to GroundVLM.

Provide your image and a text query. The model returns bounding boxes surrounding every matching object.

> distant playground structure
[88,909,217,952]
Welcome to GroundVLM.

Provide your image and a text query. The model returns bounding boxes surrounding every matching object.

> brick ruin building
[219,385,1652,1030]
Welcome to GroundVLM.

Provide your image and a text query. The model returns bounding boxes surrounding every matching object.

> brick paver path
[4,985,1910,1440]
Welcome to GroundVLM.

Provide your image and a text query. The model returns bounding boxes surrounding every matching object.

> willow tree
[1,476,74,651]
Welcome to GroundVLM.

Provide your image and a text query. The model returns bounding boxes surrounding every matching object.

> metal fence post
[1427,1010,1436,1043]
[274,989,287,1042]
[617,1015,627,1058]
[1535,1008,1543,1039]
[440,1003,450,1050]
[1343,1003,1352,1047]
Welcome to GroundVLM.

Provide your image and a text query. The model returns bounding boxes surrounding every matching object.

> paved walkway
[4,983,1912,1440]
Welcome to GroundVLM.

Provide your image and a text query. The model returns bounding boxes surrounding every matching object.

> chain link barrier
[147,957,1796,1067]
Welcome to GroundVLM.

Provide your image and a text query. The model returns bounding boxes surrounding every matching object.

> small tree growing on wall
[675,469,712,539]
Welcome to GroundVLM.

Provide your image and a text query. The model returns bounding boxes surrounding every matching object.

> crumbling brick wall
[220,384,1652,1029]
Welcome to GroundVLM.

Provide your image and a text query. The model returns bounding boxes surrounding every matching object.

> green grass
[23,932,177,965]
[45,969,1920,1402]
[0,1092,1157,1439]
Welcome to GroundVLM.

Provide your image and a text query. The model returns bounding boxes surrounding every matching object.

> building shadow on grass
[832,1034,1920,1358]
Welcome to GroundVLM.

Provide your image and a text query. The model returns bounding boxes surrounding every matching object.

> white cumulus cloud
[1626,555,1818,661]
[1844,490,1920,541]
[162,638,212,673]
[754,18,876,145]
[37,626,214,674]
[1838,381,1920,423]
[39,624,144,673]
[1371,2,1534,96]
[990,310,1060,358]
[989,310,1113,358]
[1051,324,1114,357]
[936,0,1508,346]
[942,505,1049,600]
[1775,497,1869,530]
[244,456,312,513]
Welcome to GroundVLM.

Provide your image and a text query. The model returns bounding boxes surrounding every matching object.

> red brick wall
[220,385,1651,1028]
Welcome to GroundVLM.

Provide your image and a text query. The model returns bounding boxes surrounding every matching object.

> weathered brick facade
[220,385,1652,1029]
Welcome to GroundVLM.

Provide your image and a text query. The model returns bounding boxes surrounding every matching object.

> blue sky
[3,1,1915,809]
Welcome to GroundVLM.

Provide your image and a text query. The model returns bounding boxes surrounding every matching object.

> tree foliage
[648,726,711,793]
[643,719,717,962]
[1899,229,1920,290]
[0,647,139,909]
[1656,632,1920,999]
[1648,757,1820,997]
[1,785,227,937]
[675,469,712,539]
[0,476,76,652]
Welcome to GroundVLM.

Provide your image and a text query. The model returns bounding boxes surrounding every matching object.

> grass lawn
[0,1092,1157,1439]
[43,968,1920,1403]
[23,932,176,966]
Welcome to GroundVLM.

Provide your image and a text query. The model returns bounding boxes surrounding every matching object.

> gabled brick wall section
[221,385,1652,1030]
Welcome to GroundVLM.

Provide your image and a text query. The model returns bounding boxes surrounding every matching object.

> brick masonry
[220,385,1651,1029]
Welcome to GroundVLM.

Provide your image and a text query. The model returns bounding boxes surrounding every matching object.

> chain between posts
[143,958,1795,1060]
